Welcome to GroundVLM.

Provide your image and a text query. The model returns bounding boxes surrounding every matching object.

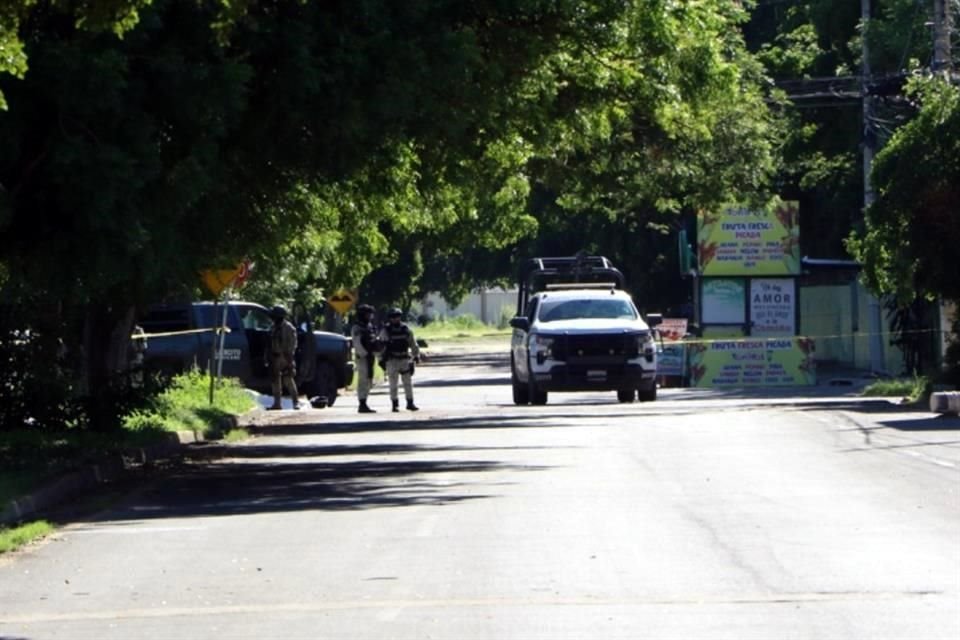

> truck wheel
[511,366,529,405]
[529,381,548,405]
[617,389,636,403]
[638,384,657,402]
[308,361,338,407]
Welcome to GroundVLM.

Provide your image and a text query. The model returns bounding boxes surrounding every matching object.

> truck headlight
[530,334,555,364]
[637,332,655,361]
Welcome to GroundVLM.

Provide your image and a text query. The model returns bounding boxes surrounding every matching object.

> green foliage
[0,520,53,554]
[123,369,255,438]
[2,0,614,428]
[744,0,931,261]
[862,375,930,403]
[848,76,960,304]
[222,428,250,443]
[8,0,929,431]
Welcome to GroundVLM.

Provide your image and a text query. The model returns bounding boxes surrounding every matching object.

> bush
[862,375,931,403]
[123,369,255,438]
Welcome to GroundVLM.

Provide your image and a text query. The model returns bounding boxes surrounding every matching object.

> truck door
[233,304,274,383]
[195,304,255,382]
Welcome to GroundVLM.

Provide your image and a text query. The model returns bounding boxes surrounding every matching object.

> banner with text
[750,279,796,336]
[687,337,816,387]
[698,202,800,276]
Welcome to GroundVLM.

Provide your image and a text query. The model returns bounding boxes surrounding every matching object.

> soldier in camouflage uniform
[378,308,421,412]
[351,304,381,413]
[267,305,299,410]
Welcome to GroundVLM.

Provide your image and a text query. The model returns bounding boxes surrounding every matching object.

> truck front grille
[552,333,640,361]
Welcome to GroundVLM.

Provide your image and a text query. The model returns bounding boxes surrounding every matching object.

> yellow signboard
[698,201,800,276]
[200,266,243,296]
[328,288,357,315]
[687,336,816,387]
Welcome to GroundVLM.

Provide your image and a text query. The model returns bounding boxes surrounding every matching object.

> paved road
[2,343,958,639]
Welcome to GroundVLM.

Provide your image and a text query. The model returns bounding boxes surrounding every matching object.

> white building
[419,288,518,327]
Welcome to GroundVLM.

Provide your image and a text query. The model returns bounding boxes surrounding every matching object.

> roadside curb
[0,406,264,527]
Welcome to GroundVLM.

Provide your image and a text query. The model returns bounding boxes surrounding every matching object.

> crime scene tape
[668,327,948,348]
[130,327,231,340]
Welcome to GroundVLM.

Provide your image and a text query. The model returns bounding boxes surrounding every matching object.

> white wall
[800,282,904,373]
[420,289,518,326]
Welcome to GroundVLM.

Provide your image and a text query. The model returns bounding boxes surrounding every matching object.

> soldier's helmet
[387,308,403,319]
[270,305,287,319]
[357,304,375,317]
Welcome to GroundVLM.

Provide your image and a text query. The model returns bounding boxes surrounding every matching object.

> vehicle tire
[511,363,529,405]
[307,361,338,407]
[617,389,636,403]
[529,381,548,405]
[525,355,548,405]
[638,384,657,402]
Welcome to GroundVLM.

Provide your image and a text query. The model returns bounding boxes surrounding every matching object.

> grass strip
[0,520,54,554]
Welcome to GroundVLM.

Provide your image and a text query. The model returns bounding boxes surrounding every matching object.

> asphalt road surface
[2,342,958,639]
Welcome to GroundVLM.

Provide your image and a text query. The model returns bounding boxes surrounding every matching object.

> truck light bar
[544,282,618,290]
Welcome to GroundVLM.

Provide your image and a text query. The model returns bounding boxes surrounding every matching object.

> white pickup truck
[509,256,661,405]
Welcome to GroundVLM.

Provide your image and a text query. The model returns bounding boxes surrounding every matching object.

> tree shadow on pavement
[874,414,960,431]
[249,412,652,437]
[416,376,511,388]
[795,399,960,428]
[64,414,560,526]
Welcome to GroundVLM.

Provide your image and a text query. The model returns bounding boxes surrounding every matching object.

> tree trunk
[80,303,135,430]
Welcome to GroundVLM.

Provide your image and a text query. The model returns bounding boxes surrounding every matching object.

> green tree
[849,76,960,303]
[409,0,785,311]
[743,0,931,260]
[0,0,660,428]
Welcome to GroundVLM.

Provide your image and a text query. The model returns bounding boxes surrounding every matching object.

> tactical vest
[357,322,379,354]
[385,324,411,358]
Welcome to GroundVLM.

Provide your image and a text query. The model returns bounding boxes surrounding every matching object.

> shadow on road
[795,400,960,431]
[64,414,564,526]
[417,376,511,388]
[250,412,654,437]
[875,414,960,431]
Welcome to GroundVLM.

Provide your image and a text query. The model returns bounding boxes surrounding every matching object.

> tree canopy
[849,76,960,303]
[1,0,955,428]
[0,0,787,428]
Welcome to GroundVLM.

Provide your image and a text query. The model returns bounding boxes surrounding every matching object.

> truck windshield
[538,298,637,322]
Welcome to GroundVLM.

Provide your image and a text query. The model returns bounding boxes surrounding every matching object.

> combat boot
[406,400,419,412]
[358,400,376,414]
[392,399,399,413]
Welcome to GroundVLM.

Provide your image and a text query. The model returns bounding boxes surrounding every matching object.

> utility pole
[933,0,953,73]
[861,0,886,374]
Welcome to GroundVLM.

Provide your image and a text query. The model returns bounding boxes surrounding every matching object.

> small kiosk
[687,201,816,387]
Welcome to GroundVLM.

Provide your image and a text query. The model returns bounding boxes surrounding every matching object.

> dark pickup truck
[139,301,354,405]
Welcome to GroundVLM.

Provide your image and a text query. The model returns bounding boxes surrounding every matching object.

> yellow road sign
[328,288,356,315]
[200,266,243,296]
